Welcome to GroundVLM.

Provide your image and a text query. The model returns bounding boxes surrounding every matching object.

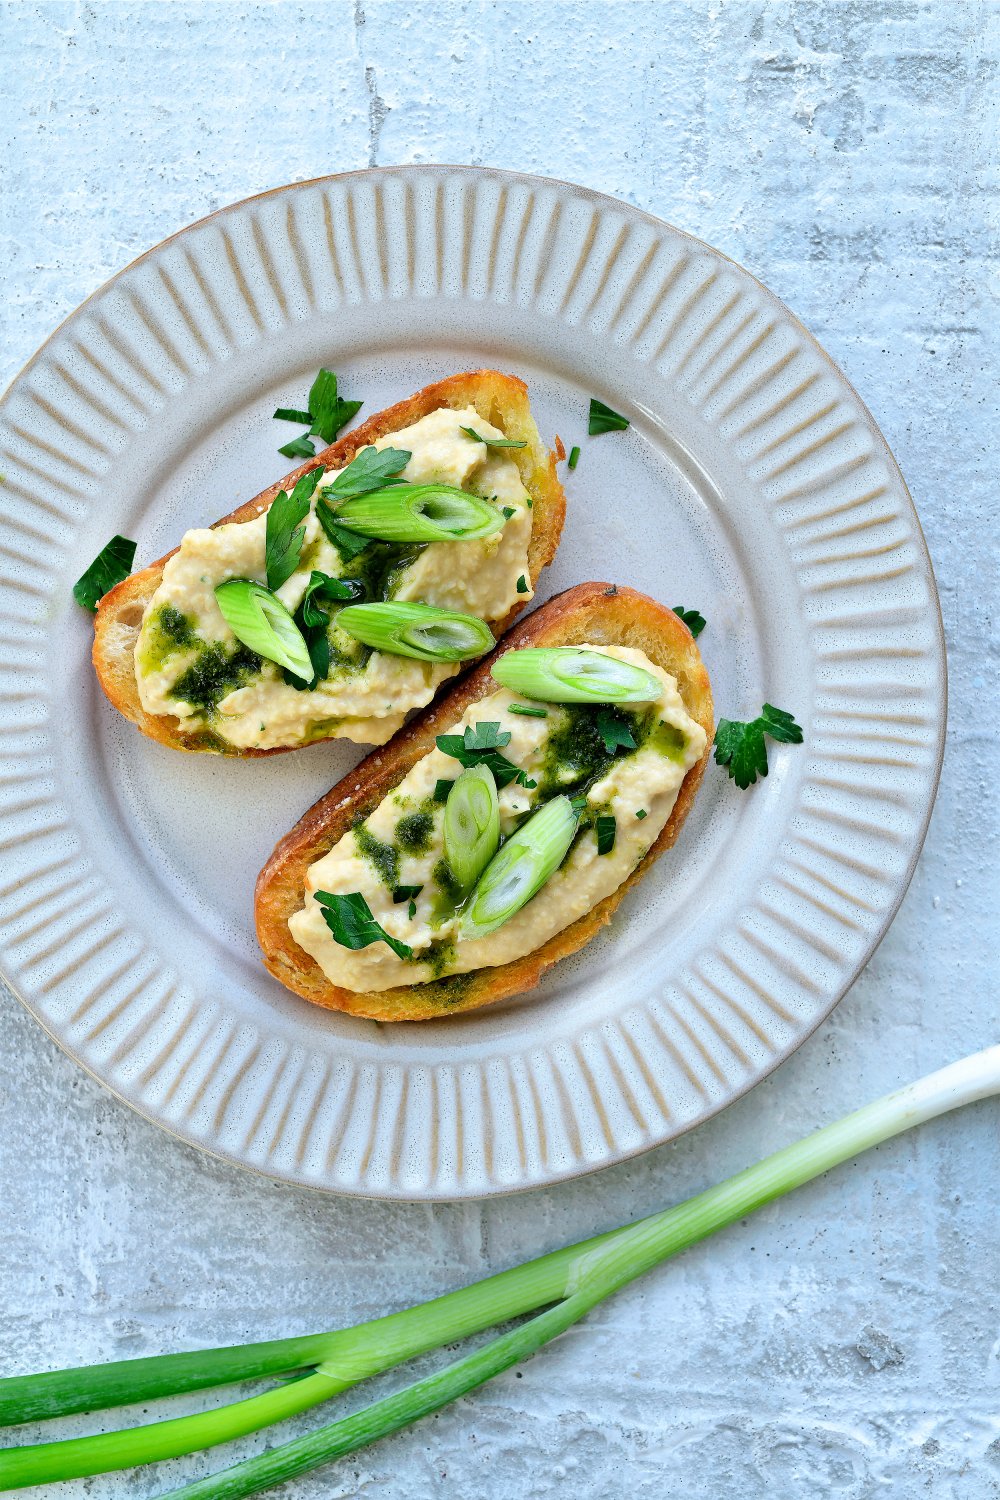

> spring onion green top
[289,644,707,993]
[132,405,535,750]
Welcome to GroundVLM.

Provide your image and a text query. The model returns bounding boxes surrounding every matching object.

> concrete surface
[1,2,999,1496]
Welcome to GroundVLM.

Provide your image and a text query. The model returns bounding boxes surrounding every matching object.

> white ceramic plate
[0,168,944,1199]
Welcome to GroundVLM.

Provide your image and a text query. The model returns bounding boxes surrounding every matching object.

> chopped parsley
[433,778,455,802]
[274,369,363,458]
[435,721,520,787]
[673,605,706,639]
[306,368,363,445]
[460,425,527,450]
[265,469,322,592]
[321,445,411,501]
[595,814,616,855]
[73,534,137,612]
[278,434,317,461]
[596,708,637,755]
[284,570,360,691]
[635,808,647,820]
[588,398,629,435]
[314,890,412,960]
[714,704,804,789]
[516,574,529,594]
[392,884,424,904]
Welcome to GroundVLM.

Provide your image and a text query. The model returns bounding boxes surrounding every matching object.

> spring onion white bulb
[491,647,663,704]
[3,1047,999,1495]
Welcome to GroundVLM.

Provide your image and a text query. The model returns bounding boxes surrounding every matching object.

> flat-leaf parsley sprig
[714,703,803,789]
[274,369,363,459]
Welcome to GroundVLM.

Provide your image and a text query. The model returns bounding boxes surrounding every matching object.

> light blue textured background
[2,2,999,1496]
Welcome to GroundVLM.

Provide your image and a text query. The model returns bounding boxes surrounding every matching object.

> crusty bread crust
[92,370,566,756]
[255,583,714,1021]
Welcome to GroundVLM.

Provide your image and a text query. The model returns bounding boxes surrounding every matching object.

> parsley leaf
[459,425,527,450]
[673,605,706,639]
[596,708,637,755]
[464,722,511,751]
[265,469,322,592]
[278,434,317,460]
[595,814,616,855]
[315,506,372,563]
[274,370,362,458]
[73,535,137,612]
[321,445,411,501]
[300,569,357,627]
[713,704,804,789]
[283,570,360,691]
[392,884,423,904]
[758,703,805,744]
[588,398,629,435]
[435,722,520,787]
[314,890,412,960]
[308,368,363,445]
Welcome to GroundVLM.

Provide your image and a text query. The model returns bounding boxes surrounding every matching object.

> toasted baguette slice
[256,583,714,1021]
[92,370,566,756]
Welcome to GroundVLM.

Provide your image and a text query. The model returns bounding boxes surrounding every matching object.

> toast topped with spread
[256,583,713,1021]
[92,371,565,754]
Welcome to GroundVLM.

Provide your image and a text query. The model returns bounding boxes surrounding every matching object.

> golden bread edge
[254,582,715,1022]
[91,370,567,757]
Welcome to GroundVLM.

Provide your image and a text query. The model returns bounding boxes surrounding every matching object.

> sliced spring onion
[459,795,578,941]
[332,485,505,543]
[508,704,548,719]
[444,765,500,896]
[337,603,495,663]
[491,647,663,704]
[568,445,581,470]
[214,579,312,682]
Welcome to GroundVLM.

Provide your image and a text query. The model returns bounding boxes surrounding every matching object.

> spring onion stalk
[444,765,500,895]
[336,602,495,663]
[214,580,312,682]
[491,647,663,704]
[459,795,578,940]
[2,1047,999,1496]
[332,485,505,543]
